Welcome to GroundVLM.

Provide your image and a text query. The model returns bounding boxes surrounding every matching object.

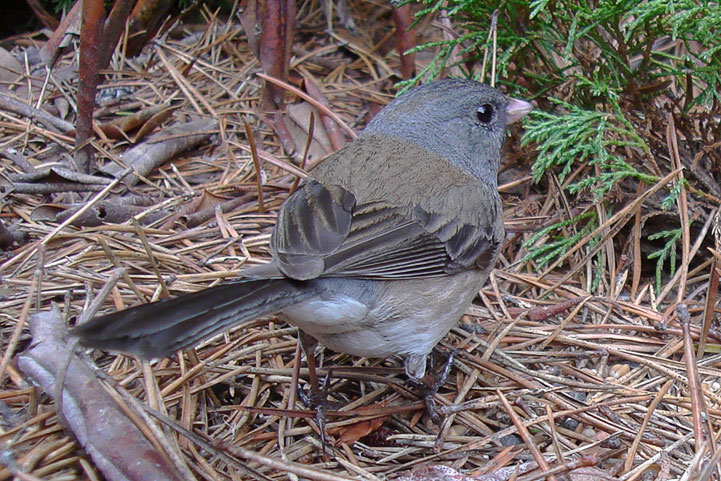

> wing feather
[269,180,500,281]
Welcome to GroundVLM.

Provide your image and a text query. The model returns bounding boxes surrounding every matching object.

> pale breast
[280,270,486,359]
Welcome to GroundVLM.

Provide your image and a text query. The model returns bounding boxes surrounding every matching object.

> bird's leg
[297,331,331,447]
[406,348,456,425]
[424,348,456,424]
[299,330,320,392]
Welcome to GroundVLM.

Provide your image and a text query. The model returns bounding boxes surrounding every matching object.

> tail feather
[72,278,318,359]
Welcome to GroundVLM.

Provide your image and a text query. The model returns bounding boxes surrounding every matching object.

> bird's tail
[72,278,319,359]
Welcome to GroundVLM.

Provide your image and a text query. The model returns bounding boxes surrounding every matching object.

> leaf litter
[1,2,720,480]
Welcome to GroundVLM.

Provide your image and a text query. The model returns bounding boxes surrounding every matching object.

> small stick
[133,219,170,299]
[497,389,558,481]
[678,304,706,454]
[257,72,356,139]
[243,117,266,213]
[697,254,719,358]
[290,110,314,194]
[623,379,673,474]
[0,247,44,384]
[666,113,690,305]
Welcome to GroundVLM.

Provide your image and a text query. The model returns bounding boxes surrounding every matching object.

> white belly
[280,270,485,360]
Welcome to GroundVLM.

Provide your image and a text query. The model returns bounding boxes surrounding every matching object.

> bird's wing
[270,178,502,281]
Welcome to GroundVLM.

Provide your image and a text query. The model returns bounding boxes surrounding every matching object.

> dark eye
[476,104,494,123]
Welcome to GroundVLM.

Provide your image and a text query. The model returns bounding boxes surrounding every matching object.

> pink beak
[506,97,534,124]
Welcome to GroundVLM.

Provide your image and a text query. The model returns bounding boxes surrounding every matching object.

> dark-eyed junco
[74,79,532,425]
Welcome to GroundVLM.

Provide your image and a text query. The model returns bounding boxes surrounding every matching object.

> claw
[408,348,456,425]
[314,370,332,449]
[298,331,333,451]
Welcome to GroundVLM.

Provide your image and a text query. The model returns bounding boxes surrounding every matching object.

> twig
[539,168,682,294]
[144,404,356,481]
[243,117,266,213]
[677,304,707,454]
[257,72,357,139]
[623,379,673,474]
[290,110,314,194]
[0,91,75,133]
[0,247,44,384]
[666,114,690,305]
[497,390,557,481]
[697,255,719,358]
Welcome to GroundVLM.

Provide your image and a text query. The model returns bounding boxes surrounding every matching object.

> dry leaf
[17,306,182,481]
[101,118,218,185]
[0,47,22,85]
[285,102,333,164]
[333,414,389,446]
[99,104,177,142]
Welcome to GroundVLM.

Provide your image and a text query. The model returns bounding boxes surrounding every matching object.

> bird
[73,79,533,432]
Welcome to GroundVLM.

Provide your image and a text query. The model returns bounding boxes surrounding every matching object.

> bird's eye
[476,104,494,124]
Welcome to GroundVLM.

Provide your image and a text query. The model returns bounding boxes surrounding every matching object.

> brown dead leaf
[99,104,177,142]
[332,414,389,446]
[100,118,218,185]
[302,75,347,152]
[29,203,65,222]
[0,47,22,86]
[178,190,255,228]
[285,102,333,163]
[31,194,170,227]
[17,306,182,481]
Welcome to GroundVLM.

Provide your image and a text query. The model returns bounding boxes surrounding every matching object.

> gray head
[361,79,532,182]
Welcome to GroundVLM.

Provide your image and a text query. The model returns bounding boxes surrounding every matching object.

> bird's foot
[407,349,456,425]
[297,369,336,449]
